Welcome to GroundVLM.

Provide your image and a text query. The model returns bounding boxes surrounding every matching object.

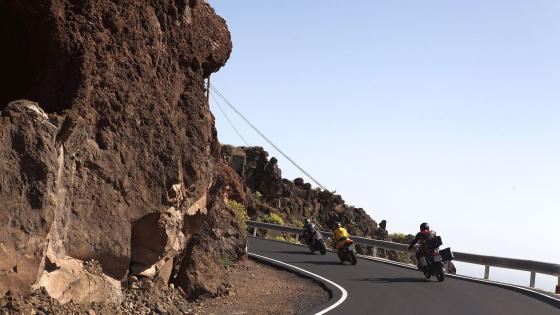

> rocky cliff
[222,146,379,238]
[222,145,456,271]
[0,0,245,303]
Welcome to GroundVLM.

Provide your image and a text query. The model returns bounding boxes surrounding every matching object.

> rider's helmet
[304,218,311,225]
[420,222,430,231]
[334,222,341,229]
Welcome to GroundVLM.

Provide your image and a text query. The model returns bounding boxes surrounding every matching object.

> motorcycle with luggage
[414,236,454,282]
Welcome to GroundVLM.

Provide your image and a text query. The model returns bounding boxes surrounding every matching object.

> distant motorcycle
[336,239,358,265]
[305,230,327,255]
[414,236,453,282]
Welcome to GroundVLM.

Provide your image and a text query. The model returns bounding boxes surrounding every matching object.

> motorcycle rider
[302,218,318,244]
[408,222,437,269]
[332,222,351,250]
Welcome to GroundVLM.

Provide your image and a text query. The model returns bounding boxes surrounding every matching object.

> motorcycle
[414,236,453,282]
[336,239,358,265]
[305,230,327,255]
[418,249,446,281]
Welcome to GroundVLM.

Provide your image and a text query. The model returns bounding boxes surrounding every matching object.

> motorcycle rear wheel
[350,250,358,265]
[337,252,345,263]
[436,265,445,282]
[320,242,327,255]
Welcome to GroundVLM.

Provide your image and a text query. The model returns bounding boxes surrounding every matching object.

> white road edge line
[357,254,560,303]
[248,252,348,315]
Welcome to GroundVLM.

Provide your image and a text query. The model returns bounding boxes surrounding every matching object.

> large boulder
[0,0,245,303]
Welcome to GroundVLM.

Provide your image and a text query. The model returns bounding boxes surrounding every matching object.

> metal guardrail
[247,221,560,293]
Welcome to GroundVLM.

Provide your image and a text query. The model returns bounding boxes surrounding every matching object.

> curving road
[248,237,560,315]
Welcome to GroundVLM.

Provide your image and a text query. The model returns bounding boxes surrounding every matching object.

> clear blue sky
[208,1,560,290]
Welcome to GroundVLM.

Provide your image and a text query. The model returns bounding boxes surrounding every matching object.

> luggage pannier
[440,247,454,261]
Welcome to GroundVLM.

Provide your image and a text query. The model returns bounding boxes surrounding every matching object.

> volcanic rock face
[222,146,379,237]
[0,0,245,303]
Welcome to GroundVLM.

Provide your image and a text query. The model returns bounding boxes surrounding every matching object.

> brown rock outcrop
[222,145,379,238]
[0,0,245,303]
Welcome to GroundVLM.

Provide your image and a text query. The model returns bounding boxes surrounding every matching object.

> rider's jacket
[409,229,436,254]
[303,223,316,242]
[333,227,350,249]
[304,223,316,232]
[333,227,350,241]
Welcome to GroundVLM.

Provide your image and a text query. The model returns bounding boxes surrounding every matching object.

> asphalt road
[249,237,560,315]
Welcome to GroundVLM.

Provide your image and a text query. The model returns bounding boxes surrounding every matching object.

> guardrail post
[484,265,490,280]
[253,227,258,237]
[529,271,536,288]
[372,246,377,257]
[295,234,299,242]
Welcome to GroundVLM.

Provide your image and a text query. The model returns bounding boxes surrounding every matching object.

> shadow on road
[353,277,432,283]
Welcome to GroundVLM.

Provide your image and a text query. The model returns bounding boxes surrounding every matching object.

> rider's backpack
[440,247,454,261]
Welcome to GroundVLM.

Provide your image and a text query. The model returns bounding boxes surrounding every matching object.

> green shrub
[254,191,263,201]
[262,213,284,225]
[284,235,299,244]
[389,233,408,244]
[267,234,299,244]
[395,252,412,264]
[227,200,248,229]
[292,219,304,228]
[218,252,233,268]
[269,235,285,242]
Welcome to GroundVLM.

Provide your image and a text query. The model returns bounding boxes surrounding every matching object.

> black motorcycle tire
[319,242,327,255]
[337,251,345,263]
[350,250,358,265]
[436,264,445,282]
